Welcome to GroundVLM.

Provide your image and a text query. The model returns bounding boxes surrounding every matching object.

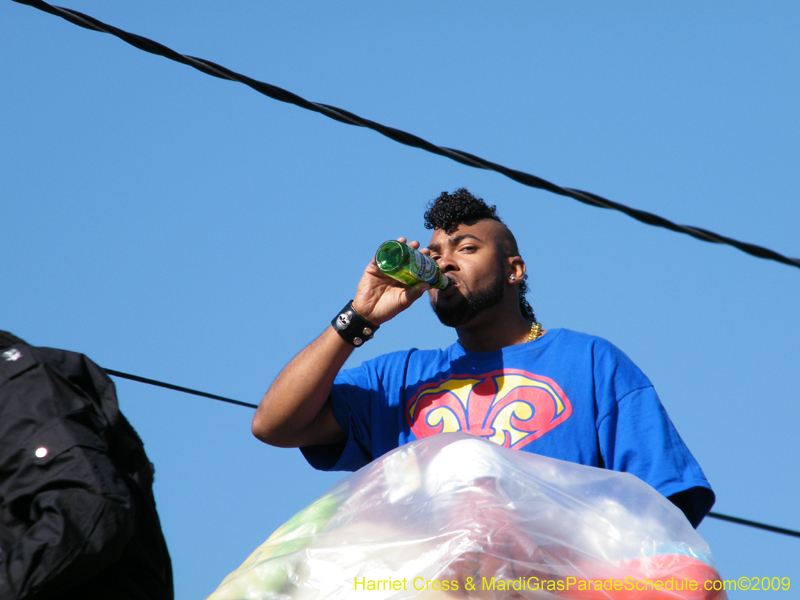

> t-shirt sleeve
[594,342,715,526]
[301,362,379,472]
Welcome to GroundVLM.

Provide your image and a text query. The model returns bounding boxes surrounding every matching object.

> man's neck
[455,310,531,353]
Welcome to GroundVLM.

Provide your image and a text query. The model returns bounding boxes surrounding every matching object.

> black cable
[707,512,800,539]
[11,0,800,272]
[104,368,800,539]
[104,368,258,409]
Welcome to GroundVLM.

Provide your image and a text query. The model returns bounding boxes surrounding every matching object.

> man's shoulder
[542,328,613,352]
[542,329,642,371]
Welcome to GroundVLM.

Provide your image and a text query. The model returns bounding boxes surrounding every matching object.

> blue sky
[2,2,798,598]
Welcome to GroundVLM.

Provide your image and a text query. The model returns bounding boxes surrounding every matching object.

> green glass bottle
[375,240,453,290]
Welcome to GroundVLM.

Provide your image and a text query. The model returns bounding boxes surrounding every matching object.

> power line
[12,0,800,272]
[104,368,258,409]
[707,512,800,539]
[105,367,800,540]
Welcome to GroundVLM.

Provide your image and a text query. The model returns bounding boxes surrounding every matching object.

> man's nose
[437,252,457,272]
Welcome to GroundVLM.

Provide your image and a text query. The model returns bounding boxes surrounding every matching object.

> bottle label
[407,250,438,283]
[375,240,450,289]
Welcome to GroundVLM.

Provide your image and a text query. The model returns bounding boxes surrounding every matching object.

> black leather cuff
[331,301,379,347]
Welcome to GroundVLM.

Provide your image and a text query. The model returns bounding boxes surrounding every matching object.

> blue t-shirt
[303,329,714,523]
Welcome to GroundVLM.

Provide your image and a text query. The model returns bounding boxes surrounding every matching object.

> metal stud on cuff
[331,301,379,347]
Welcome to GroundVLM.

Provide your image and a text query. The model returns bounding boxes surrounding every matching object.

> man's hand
[253,236,430,449]
[352,237,431,325]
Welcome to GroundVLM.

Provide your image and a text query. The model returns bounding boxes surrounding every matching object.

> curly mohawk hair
[422,188,535,323]
[423,188,501,234]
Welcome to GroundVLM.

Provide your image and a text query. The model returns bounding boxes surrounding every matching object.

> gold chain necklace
[527,321,543,342]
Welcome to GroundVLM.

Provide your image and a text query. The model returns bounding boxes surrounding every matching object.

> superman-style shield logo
[406,369,572,449]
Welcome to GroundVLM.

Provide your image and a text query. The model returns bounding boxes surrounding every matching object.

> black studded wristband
[331,301,379,347]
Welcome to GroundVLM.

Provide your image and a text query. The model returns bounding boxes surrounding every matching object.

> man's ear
[507,255,526,283]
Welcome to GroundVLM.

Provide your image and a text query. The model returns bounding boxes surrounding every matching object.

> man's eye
[461,246,476,253]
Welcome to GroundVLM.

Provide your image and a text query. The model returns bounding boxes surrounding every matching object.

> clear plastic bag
[208,433,726,599]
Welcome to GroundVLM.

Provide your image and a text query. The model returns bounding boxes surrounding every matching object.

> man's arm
[668,487,716,529]
[252,238,430,449]
[251,327,354,448]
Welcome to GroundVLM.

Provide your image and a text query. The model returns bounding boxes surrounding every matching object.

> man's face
[426,220,509,328]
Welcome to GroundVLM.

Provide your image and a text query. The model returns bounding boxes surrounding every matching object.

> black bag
[0,338,173,600]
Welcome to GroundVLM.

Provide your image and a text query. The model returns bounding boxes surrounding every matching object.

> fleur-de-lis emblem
[406,369,572,450]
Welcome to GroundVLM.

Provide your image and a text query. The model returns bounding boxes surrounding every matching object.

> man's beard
[430,273,505,327]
